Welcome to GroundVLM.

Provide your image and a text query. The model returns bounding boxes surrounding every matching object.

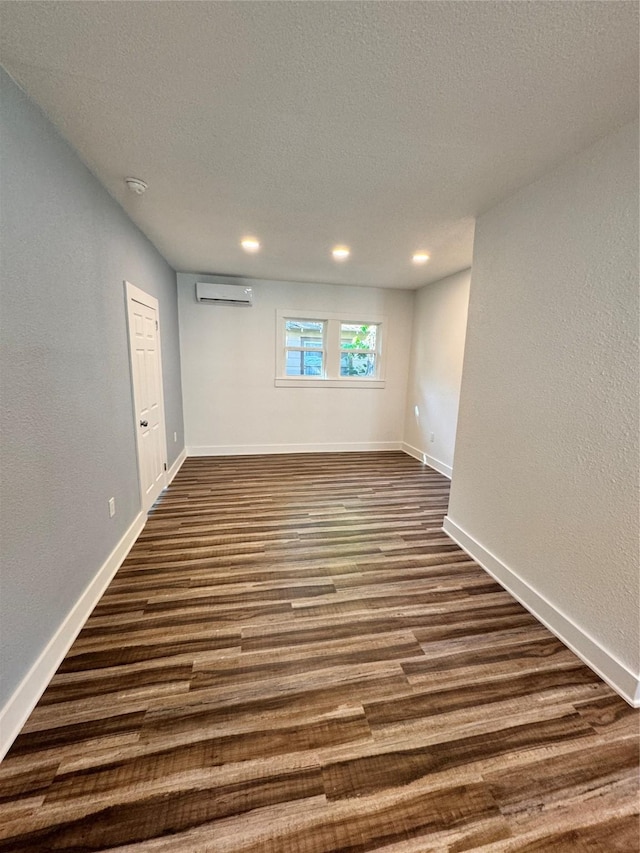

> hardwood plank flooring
[1,451,637,852]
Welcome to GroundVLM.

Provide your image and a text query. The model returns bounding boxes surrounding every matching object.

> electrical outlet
[429,432,435,443]
[173,432,177,442]
[108,497,116,518]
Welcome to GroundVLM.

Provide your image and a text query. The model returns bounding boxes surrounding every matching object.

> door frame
[125,280,168,513]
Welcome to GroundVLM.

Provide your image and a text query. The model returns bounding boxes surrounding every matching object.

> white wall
[0,69,185,754]
[178,275,414,453]
[446,119,639,704]
[403,269,471,477]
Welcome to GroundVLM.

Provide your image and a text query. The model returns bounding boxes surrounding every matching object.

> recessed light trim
[412,252,430,264]
[241,237,261,253]
[332,245,350,261]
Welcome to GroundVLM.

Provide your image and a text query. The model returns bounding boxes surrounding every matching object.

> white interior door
[126,281,167,512]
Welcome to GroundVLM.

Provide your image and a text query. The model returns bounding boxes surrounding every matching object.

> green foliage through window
[340,324,378,376]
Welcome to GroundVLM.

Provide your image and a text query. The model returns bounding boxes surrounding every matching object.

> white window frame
[281,318,327,380]
[275,309,386,388]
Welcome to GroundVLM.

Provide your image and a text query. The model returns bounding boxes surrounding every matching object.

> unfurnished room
[0,1,638,851]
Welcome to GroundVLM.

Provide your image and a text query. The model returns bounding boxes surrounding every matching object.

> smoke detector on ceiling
[125,177,148,195]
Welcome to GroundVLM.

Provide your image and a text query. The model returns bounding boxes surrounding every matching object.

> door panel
[127,283,167,512]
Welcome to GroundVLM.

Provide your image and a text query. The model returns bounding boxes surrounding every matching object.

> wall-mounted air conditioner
[196,278,253,306]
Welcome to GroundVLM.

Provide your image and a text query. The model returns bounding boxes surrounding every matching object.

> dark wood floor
[1,452,638,852]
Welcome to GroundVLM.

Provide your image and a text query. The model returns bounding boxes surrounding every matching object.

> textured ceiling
[1,1,638,289]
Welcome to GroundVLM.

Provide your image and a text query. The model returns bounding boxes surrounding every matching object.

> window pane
[285,320,324,348]
[340,352,376,377]
[340,323,377,351]
[286,350,324,376]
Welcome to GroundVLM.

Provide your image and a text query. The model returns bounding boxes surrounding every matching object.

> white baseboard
[187,441,403,456]
[166,447,187,484]
[402,442,452,479]
[0,511,147,761]
[442,515,640,708]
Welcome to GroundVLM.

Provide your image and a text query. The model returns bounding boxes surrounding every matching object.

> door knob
[140,420,148,427]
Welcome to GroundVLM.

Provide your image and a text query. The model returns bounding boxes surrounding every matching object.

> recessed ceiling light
[412,252,430,264]
[332,245,350,261]
[241,237,261,253]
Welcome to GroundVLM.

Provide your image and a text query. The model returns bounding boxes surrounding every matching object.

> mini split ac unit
[195,278,253,306]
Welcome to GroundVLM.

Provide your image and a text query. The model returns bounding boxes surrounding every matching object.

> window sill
[275,377,385,389]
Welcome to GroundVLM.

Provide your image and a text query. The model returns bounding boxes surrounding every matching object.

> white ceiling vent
[196,279,253,306]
